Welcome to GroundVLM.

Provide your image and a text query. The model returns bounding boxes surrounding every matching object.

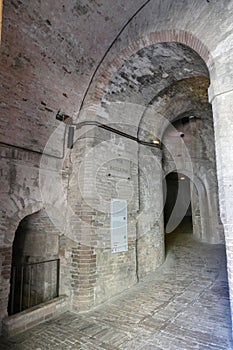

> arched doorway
[164,172,193,235]
[8,210,60,315]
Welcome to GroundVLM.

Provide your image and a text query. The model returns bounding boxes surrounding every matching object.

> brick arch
[4,201,43,245]
[83,29,212,114]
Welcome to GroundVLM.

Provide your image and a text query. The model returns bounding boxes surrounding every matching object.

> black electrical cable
[0,117,160,162]
[73,120,161,148]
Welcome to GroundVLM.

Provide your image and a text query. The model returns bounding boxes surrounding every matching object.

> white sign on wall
[111,199,128,253]
[107,159,131,179]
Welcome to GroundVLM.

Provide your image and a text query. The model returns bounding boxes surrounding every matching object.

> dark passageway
[164,172,193,236]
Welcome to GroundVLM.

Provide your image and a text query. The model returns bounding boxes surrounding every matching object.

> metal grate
[8,259,60,315]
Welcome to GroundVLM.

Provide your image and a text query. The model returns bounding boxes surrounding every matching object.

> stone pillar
[137,145,165,279]
[209,58,233,329]
[67,125,139,309]
[67,135,97,311]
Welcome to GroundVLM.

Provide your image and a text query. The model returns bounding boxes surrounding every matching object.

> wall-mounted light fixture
[180,176,186,180]
[56,110,73,124]
[152,139,160,145]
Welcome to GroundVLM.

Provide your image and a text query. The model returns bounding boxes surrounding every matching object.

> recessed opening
[164,172,193,236]
[8,210,60,316]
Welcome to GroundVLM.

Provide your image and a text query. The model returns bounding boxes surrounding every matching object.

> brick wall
[66,130,139,308]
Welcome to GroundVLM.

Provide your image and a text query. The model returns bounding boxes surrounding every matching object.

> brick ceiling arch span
[79,0,233,116]
[93,41,210,144]
[3,202,44,246]
[82,32,211,118]
[137,76,211,143]
[165,169,206,204]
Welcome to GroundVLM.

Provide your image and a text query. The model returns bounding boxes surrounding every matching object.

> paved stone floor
[0,231,233,349]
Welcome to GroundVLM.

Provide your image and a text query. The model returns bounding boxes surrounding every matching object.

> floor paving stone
[0,231,232,349]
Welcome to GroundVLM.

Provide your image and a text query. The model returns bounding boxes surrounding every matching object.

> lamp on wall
[152,139,160,145]
[56,110,73,124]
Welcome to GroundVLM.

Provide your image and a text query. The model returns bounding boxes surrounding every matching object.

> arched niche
[8,209,60,315]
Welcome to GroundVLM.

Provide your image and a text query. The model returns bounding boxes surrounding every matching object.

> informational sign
[107,159,130,179]
[111,199,128,253]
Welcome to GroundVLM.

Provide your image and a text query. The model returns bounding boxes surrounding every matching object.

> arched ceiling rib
[100,43,210,138]
[138,76,210,142]
[102,43,209,107]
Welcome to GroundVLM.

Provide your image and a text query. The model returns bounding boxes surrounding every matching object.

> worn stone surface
[0,231,232,349]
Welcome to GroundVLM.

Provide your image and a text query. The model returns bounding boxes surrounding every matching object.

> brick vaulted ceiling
[102,43,209,107]
[0,0,233,153]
